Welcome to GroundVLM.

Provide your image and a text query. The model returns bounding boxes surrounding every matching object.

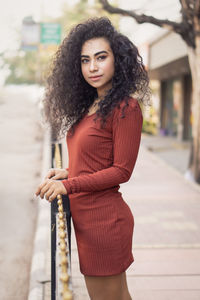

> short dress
[62,97,143,276]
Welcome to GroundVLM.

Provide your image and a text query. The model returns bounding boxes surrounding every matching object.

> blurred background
[0,0,193,162]
[0,1,200,300]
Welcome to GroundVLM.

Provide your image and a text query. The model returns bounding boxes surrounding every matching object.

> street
[0,85,43,300]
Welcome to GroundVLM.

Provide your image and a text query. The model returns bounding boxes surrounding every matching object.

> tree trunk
[187,39,200,183]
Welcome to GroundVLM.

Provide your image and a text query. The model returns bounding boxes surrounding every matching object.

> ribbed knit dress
[62,97,143,276]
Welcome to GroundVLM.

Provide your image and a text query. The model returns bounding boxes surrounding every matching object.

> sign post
[40,23,61,45]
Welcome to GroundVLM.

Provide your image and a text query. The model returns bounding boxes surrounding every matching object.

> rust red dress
[62,97,143,276]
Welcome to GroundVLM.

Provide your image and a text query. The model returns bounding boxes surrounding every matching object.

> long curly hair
[43,17,150,139]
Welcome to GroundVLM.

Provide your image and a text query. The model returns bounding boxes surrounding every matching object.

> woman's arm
[62,101,143,194]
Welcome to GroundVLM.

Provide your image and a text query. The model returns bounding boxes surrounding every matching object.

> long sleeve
[62,101,143,194]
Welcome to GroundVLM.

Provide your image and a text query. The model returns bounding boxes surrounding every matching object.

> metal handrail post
[51,143,59,300]
[51,143,72,299]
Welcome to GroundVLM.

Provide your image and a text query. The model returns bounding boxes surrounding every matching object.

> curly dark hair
[43,17,150,139]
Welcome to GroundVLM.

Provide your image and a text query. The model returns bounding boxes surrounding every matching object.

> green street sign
[40,23,61,45]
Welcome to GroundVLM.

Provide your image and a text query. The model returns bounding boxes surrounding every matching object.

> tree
[99,0,200,184]
[2,50,39,85]
[1,0,119,86]
[56,0,120,37]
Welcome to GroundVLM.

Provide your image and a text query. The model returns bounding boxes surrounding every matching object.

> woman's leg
[84,272,132,300]
[121,272,132,300]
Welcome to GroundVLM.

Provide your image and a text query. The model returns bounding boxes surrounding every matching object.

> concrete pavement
[141,133,191,175]
[124,146,200,299]
[34,132,200,299]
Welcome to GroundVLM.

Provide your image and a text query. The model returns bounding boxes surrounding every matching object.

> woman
[36,17,150,300]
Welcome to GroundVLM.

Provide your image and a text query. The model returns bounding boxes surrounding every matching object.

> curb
[28,129,51,300]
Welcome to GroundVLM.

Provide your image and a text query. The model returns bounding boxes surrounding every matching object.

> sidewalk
[141,133,191,174]
[35,133,200,300]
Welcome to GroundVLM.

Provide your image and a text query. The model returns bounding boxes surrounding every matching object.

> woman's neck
[97,83,112,99]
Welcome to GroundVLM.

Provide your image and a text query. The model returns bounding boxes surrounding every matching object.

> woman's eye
[81,59,89,63]
[97,55,106,61]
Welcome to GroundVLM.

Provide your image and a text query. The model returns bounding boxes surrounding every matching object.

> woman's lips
[89,75,102,81]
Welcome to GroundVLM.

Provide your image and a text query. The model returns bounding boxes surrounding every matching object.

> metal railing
[51,143,73,300]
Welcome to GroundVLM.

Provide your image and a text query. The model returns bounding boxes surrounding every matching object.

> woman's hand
[35,178,67,202]
[45,168,69,180]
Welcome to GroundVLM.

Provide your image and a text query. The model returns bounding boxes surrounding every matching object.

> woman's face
[81,37,115,97]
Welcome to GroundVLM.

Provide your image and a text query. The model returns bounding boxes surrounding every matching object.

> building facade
[148,31,192,141]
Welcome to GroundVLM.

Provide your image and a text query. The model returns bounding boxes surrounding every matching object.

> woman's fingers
[52,174,62,180]
[35,179,68,201]
[40,181,52,199]
[45,187,55,201]
[52,173,68,180]
[45,169,56,179]
[35,179,53,198]
[35,179,49,196]
[49,191,58,202]
[45,169,68,180]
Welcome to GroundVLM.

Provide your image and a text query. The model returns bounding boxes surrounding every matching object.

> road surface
[0,85,44,300]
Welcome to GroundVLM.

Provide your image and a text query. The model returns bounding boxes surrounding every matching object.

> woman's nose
[89,59,98,71]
